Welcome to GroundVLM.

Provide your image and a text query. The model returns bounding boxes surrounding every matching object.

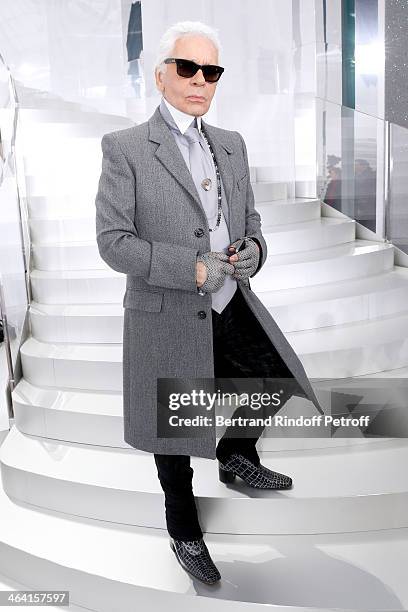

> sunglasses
[164,58,224,83]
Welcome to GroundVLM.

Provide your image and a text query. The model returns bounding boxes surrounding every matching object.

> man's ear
[155,68,164,93]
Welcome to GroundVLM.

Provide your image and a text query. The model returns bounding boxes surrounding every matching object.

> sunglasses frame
[163,58,224,82]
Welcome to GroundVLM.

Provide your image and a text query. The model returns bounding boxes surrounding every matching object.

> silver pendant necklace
[201,177,212,191]
[199,126,222,232]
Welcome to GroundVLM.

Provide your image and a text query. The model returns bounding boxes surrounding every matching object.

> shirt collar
[161,96,202,134]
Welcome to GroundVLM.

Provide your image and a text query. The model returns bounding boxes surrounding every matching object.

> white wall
[0,0,298,186]
[0,0,128,115]
[142,0,296,186]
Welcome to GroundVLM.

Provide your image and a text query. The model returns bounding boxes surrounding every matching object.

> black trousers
[154,286,300,541]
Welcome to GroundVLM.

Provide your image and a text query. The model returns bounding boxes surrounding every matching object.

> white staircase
[1,105,408,611]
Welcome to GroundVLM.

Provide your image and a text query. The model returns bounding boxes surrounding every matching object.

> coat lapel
[148,106,236,228]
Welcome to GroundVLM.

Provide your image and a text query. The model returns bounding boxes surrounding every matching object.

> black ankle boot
[169,536,221,584]
[218,453,293,489]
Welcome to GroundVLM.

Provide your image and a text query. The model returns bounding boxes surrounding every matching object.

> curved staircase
[1,101,408,611]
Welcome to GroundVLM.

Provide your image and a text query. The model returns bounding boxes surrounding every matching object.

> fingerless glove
[197,251,235,293]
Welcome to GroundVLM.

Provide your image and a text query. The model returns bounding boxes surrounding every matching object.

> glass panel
[355,0,384,119]
[388,123,408,254]
[317,98,379,233]
[0,53,28,422]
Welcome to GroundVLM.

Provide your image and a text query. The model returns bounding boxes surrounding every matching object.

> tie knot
[183,122,201,145]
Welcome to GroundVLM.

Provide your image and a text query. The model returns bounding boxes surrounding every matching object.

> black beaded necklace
[198,124,222,232]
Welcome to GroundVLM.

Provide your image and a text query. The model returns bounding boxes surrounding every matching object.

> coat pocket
[123,289,163,312]
[236,172,248,191]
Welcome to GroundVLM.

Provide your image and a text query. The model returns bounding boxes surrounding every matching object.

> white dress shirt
[162,96,202,134]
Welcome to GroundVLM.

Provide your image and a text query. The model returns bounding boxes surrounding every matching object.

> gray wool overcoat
[95,104,324,459]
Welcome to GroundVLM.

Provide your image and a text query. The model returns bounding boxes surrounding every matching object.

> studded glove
[228,236,260,280]
[197,251,235,293]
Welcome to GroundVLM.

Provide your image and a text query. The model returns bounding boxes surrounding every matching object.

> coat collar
[147,104,235,223]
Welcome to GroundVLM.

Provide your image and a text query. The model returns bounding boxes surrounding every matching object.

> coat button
[197,310,207,319]
[194,228,204,237]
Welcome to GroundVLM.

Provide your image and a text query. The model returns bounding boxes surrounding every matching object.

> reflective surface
[388,123,408,253]
[316,98,379,234]
[355,0,384,119]
[0,53,28,425]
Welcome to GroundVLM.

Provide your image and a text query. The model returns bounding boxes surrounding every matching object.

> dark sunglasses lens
[202,66,222,82]
[176,60,197,78]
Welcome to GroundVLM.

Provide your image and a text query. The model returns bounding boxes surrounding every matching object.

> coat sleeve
[95,132,199,292]
[236,131,268,277]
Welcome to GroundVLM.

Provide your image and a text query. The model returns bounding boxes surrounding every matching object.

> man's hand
[196,251,235,293]
[196,260,208,287]
[227,237,260,280]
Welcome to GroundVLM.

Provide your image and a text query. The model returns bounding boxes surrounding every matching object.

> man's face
[155,35,220,117]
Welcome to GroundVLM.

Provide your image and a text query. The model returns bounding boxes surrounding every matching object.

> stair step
[30,268,125,305]
[30,218,354,271]
[25,193,99,219]
[251,239,394,291]
[0,479,407,610]
[31,240,108,272]
[28,199,320,244]
[0,574,86,611]
[260,266,408,331]
[289,310,408,377]
[28,266,408,341]
[30,240,394,305]
[29,216,99,244]
[29,300,123,343]
[19,107,134,126]
[255,197,321,225]
[1,426,408,535]
[251,182,288,202]
[11,378,388,451]
[20,123,126,139]
[21,136,103,155]
[19,337,122,391]
[263,217,355,254]
[21,298,408,385]
[25,172,101,196]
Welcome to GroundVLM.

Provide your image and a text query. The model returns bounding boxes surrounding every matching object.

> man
[95,20,324,586]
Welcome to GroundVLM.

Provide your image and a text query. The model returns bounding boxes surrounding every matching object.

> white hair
[154,20,222,75]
